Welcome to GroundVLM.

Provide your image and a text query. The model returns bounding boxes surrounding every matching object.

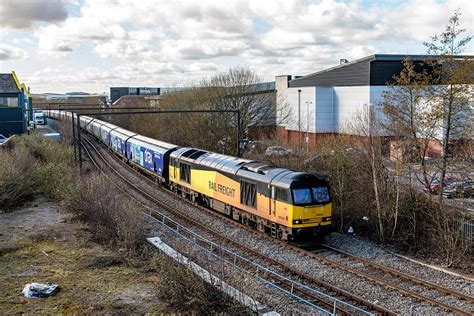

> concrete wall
[277,75,395,136]
[276,75,316,132]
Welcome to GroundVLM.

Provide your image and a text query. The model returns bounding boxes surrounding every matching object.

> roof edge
[11,71,21,90]
[289,53,474,84]
[289,55,376,83]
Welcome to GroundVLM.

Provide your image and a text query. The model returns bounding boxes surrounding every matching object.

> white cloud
[0,0,68,29]
[384,0,474,42]
[3,0,472,93]
[0,44,28,60]
[34,0,473,60]
[23,60,225,93]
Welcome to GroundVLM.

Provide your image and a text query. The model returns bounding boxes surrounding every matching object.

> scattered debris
[22,283,60,298]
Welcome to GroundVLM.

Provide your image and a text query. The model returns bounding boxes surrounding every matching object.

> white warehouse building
[275,54,470,147]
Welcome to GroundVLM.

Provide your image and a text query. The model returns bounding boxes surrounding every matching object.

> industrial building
[275,54,472,147]
[111,83,275,105]
[0,71,32,136]
[110,87,160,103]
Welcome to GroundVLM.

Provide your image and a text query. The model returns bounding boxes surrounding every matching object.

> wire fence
[455,215,474,248]
[143,209,373,316]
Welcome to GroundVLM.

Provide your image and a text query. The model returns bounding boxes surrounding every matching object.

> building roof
[288,54,472,88]
[0,73,20,94]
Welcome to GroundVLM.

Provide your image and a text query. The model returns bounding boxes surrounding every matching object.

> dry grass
[0,132,75,212]
[1,133,249,313]
[0,223,166,314]
[155,255,249,314]
[0,148,38,211]
[70,174,148,256]
[0,133,147,257]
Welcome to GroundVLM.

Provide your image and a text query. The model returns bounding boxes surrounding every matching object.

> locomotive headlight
[323,217,331,222]
[293,219,302,224]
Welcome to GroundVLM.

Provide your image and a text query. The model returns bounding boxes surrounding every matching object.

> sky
[0,0,473,94]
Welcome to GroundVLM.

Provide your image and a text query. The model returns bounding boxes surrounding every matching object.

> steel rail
[80,134,382,315]
[80,136,357,315]
[83,131,470,316]
[291,246,472,315]
[320,243,474,304]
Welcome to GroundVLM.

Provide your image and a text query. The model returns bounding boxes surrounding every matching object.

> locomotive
[47,110,332,241]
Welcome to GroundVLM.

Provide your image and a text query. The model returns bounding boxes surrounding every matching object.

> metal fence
[455,216,474,249]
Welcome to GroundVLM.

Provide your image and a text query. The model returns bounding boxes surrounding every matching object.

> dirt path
[0,199,168,314]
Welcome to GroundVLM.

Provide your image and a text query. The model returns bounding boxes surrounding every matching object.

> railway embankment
[81,127,473,314]
[0,133,247,314]
[0,200,165,314]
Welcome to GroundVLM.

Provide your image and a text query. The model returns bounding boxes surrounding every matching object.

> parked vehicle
[246,140,265,153]
[265,146,293,157]
[424,176,458,194]
[34,111,46,125]
[444,180,474,198]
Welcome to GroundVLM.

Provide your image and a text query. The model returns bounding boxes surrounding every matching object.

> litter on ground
[22,283,60,298]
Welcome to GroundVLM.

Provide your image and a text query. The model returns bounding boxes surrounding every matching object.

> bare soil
[0,198,168,314]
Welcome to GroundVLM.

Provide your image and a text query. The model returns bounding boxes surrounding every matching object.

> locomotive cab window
[312,187,330,203]
[292,188,312,205]
[276,188,289,202]
[240,181,256,207]
[292,186,330,205]
[179,162,191,183]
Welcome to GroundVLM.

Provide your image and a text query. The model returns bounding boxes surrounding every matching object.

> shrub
[0,147,38,211]
[156,255,247,314]
[73,174,148,256]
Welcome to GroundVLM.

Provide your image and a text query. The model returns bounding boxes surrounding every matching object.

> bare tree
[423,10,474,205]
[346,105,388,242]
[381,58,440,197]
[128,67,287,156]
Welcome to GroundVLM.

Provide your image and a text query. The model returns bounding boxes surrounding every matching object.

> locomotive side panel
[169,162,291,227]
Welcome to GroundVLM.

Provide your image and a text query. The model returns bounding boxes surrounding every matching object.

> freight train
[46,110,332,242]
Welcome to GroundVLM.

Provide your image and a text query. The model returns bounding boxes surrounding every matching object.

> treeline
[111,67,282,156]
[105,12,473,267]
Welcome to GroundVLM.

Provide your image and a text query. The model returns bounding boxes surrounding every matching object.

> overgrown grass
[70,174,148,256]
[156,255,249,314]
[0,146,38,210]
[0,132,79,211]
[0,132,146,256]
[1,132,249,313]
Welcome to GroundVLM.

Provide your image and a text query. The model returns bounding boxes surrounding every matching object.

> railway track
[81,133,388,315]
[319,244,474,304]
[80,131,472,315]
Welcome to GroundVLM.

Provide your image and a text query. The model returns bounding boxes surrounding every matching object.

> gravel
[83,134,473,315]
[325,233,473,295]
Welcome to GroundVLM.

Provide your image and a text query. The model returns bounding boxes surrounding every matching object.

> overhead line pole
[70,109,241,173]
[59,107,156,161]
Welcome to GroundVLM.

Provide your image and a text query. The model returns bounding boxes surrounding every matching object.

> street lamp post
[305,100,313,149]
[297,89,301,146]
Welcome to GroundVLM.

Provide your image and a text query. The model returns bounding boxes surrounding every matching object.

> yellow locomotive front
[168,147,332,242]
[268,172,332,241]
